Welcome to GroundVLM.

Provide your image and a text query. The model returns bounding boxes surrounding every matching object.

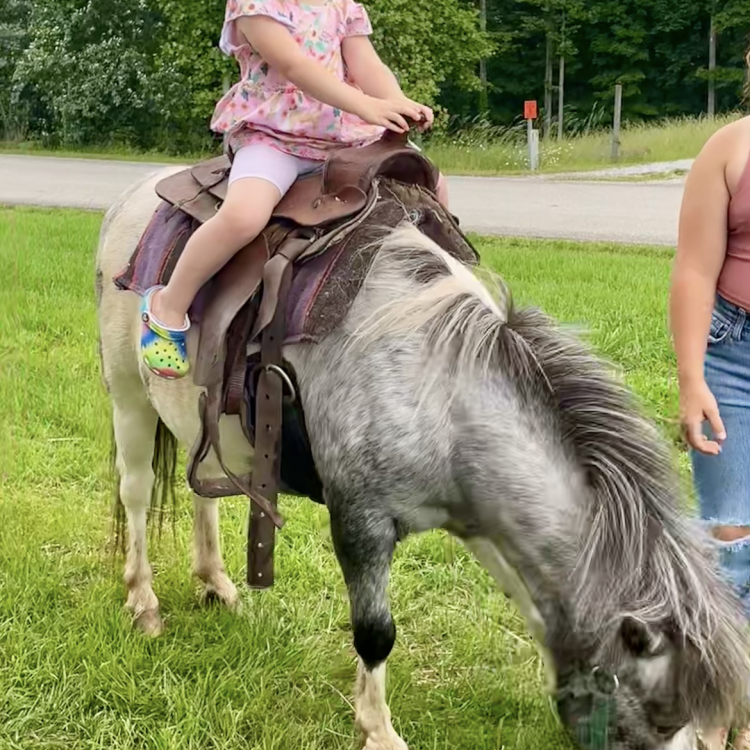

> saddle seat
[151,129,448,589]
[156,130,439,227]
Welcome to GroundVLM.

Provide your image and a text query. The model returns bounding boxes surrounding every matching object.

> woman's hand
[354,96,425,134]
[679,378,726,455]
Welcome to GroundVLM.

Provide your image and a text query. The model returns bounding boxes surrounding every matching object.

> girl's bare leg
[140,178,281,379]
[436,173,449,211]
[152,178,282,328]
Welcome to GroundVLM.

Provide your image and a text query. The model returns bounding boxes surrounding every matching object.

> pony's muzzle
[556,667,619,750]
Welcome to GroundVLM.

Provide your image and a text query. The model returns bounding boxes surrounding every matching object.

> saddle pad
[113,199,389,344]
[113,189,476,346]
[113,201,212,320]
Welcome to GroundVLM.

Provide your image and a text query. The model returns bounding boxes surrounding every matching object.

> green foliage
[149,0,235,152]
[444,0,747,127]
[3,0,490,150]
[12,0,166,147]
[0,0,33,138]
[367,0,494,106]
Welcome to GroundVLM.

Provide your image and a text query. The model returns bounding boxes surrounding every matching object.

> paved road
[0,154,684,246]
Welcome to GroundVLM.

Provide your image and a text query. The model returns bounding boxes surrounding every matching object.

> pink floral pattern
[211,0,384,160]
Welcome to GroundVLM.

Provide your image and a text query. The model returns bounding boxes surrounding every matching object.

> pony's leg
[354,661,406,750]
[113,398,163,636]
[192,494,239,609]
[330,507,406,750]
[145,372,246,611]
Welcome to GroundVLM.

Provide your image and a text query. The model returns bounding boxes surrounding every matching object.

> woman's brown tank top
[718,152,750,310]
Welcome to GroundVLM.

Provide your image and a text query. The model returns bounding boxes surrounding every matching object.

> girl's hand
[355,96,424,133]
[401,98,434,131]
[679,378,726,455]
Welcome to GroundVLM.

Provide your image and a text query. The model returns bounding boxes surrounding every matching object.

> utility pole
[557,14,566,140]
[479,0,488,113]
[708,16,717,117]
[544,32,553,138]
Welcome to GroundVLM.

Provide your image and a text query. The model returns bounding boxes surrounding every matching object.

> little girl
[141,0,445,379]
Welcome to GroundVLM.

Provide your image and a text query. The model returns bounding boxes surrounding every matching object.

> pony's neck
[454,390,591,691]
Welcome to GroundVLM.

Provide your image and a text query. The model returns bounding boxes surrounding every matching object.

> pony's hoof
[200,579,241,612]
[133,608,164,636]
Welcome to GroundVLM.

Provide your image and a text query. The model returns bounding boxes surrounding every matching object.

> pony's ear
[620,616,657,657]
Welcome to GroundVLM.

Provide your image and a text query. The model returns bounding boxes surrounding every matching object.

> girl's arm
[342,36,433,129]
[341,36,402,100]
[237,16,421,132]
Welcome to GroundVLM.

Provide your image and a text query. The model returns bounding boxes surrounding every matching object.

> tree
[4,0,749,151]
[367,0,494,107]
[148,0,235,152]
[707,0,750,110]
[0,0,33,139]
[13,0,166,147]
[584,0,652,116]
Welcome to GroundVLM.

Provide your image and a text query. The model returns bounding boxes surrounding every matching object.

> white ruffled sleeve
[220,0,295,56]
[343,0,373,37]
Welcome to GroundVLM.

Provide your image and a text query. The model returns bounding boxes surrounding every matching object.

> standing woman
[670,112,750,750]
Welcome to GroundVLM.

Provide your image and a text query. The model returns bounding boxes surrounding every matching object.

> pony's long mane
[352,223,750,726]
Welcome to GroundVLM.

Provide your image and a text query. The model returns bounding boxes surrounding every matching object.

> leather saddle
[154,129,441,589]
[156,131,438,227]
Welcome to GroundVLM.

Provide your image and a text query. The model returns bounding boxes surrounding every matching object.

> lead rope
[558,668,619,750]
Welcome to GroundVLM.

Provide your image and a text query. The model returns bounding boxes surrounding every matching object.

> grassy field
[0,141,194,165]
[0,206,681,750]
[1,112,736,175]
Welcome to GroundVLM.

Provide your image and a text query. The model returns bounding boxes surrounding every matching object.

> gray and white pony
[97,166,750,750]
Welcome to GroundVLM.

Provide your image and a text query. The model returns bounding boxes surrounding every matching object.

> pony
[96,166,750,750]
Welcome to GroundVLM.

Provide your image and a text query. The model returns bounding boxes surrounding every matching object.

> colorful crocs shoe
[140,286,190,379]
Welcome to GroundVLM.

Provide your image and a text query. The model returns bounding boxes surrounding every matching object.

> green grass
[0,140,198,164]
[1,112,737,176]
[478,235,678,425]
[0,207,682,750]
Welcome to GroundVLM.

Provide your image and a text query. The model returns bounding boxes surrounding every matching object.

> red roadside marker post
[524,100,539,170]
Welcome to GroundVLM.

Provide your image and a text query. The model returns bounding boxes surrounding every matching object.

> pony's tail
[111,417,179,554]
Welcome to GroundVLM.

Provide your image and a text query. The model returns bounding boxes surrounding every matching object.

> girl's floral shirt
[211,0,385,160]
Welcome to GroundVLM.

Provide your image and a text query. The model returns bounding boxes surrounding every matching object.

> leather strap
[247,259,293,588]
[224,303,254,416]
[187,387,284,529]
[193,234,269,389]
[251,236,312,340]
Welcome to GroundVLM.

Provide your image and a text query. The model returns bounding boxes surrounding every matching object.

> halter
[557,666,619,750]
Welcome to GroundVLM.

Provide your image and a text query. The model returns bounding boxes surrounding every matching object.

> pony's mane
[352,223,750,726]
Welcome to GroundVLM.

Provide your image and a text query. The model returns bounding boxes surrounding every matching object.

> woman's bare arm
[669,129,730,386]
[669,125,734,452]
